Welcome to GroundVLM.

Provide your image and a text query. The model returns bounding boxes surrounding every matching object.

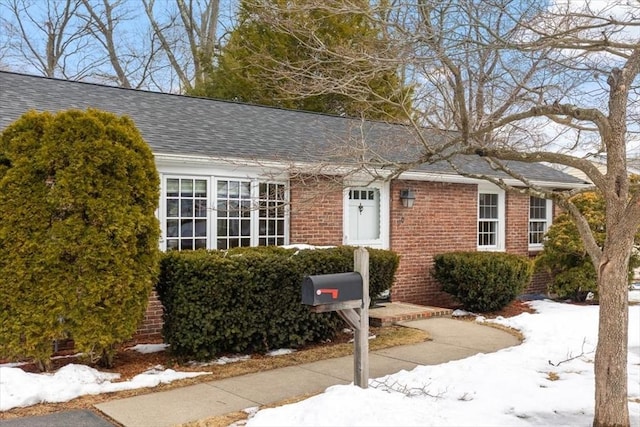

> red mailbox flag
[316,288,339,299]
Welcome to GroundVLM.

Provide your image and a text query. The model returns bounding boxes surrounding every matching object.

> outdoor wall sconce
[399,189,416,208]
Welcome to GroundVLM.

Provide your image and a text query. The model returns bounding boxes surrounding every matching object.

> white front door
[348,188,380,242]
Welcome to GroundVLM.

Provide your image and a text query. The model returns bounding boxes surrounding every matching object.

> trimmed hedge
[433,251,533,312]
[156,246,399,360]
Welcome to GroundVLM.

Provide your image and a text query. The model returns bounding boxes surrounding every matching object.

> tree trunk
[593,240,630,427]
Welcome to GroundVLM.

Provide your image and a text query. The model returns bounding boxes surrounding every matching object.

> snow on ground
[125,343,169,354]
[2,293,639,419]
[0,364,209,411]
[247,298,640,427]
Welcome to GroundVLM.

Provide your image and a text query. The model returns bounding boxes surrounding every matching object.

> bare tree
[143,0,222,92]
[243,1,640,425]
[0,0,230,91]
[79,0,164,89]
[0,0,95,79]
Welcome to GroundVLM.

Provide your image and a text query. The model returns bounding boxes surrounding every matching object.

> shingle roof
[0,71,584,185]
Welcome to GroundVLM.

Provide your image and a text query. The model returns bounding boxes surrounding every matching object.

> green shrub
[0,109,160,370]
[291,246,399,301]
[156,246,399,360]
[535,191,640,301]
[433,251,533,312]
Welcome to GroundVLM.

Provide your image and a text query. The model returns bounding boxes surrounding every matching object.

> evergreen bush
[433,251,533,312]
[535,191,640,301]
[156,246,399,360]
[0,109,160,370]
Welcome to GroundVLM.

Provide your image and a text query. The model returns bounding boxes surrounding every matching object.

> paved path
[90,317,520,427]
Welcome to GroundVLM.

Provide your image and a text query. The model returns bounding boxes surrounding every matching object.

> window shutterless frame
[477,183,505,251]
[160,175,288,251]
[161,176,212,251]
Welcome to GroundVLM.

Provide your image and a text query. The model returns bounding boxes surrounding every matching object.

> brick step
[369,302,452,327]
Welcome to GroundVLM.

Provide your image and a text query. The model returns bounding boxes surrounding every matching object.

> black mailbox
[301,272,363,306]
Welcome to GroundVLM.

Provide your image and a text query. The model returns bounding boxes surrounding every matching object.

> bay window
[162,175,287,251]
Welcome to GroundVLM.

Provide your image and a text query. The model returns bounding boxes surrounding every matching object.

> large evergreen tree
[0,109,160,370]
[190,0,411,121]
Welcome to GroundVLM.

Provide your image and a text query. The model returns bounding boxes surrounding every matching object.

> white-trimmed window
[529,196,552,248]
[258,182,286,246]
[162,175,287,251]
[216,179,252,249]
[477,184,505,251]
[165,177,209,251]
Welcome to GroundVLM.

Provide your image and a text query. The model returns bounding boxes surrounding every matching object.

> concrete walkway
[90,317,520,427]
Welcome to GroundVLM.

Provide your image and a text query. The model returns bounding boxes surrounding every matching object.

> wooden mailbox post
[301,247,369,388]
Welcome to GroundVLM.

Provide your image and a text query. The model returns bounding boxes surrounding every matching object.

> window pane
[479,193,498,219]
[167,239,179,250]
[166,219,179,237]
[530,197,546,219]
[194,180,207,197]
[181,199,193,217]
[217,180,228,197]
[181,219,193,237]
[260,182,267,198]
[181,179,193,197]
[229,181,239,197]
[229,200,239,217]
[218,220,227,236]
[241,219,251,236]
[166,179,179,197]
[181,239,193,250]
[241,182,251,197]
[217,239,228,250]
[195,200,207,217]
[478,221,497,246]
[229,219,239,236]
[241,200,251,218]
[195,219,207,237]
[167,199,179,217]
[529,221,546,244]
[195,239,207,249]
[241,238,251,247]
[217,200,227,217]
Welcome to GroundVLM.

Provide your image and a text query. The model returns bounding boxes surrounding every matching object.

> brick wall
[289,176,344,246]
[132,290,163,342]
[133,178,553,340]
[390,180,477,306]
[505,191,530,256]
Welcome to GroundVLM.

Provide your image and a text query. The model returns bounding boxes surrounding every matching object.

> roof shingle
[0,71,584,185]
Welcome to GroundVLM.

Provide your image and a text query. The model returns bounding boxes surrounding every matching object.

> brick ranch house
[0,71,586,339]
